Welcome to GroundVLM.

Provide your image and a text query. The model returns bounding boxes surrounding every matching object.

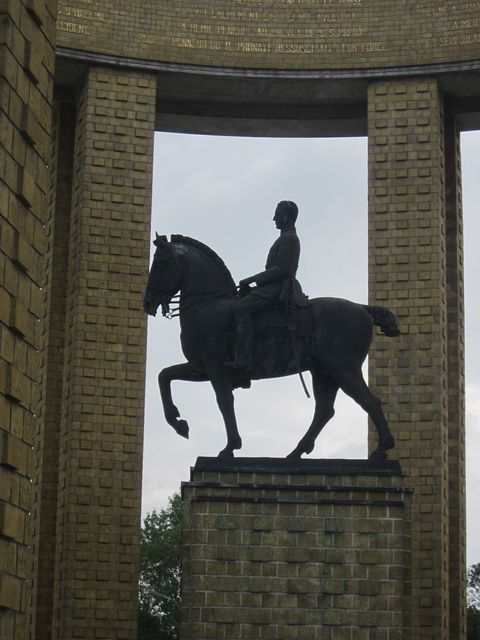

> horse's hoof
[174,420,189,439]
[166,405,180,421]
[217,447,235,461]
[369,448,387,461]
[286,439,313,461]
[383,435,395,450]
[286,449,302,461]
[231,435,242,450]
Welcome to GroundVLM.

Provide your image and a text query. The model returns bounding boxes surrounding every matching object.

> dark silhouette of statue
[232,200,308,370]
[143,212,400,461]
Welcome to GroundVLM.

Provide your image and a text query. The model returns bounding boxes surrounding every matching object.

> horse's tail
[363,305,400,337]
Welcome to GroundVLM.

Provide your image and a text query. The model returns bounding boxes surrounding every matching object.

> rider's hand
[238,281,252,297]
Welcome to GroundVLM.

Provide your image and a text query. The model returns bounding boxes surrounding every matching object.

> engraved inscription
[56,0,480,66]
[319,12,358,22]
[179,24,366,38]
[143,33,387,56]
[439,33,480,47]
[418,1,480,16]
[59,6,109,22]
[453,17,480,29]
[73,0,114,5]
[57,20,89,34]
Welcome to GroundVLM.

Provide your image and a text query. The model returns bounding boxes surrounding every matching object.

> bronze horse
[143,234,399,460]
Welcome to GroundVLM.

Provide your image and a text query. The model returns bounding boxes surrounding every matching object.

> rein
[163,287,237,319]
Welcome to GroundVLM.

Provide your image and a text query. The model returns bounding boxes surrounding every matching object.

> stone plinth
[181,457,412,640]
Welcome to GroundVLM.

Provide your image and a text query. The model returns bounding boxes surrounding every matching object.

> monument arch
[1,1,478,638]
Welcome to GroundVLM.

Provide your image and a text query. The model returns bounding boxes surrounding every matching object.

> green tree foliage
[468,563,480,640]
[138,493,182,640]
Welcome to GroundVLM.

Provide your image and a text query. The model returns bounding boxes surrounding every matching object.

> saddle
[254,303,312,337]
[230,304,313,389]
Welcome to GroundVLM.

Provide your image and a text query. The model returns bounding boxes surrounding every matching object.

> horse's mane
[170,235,237,291]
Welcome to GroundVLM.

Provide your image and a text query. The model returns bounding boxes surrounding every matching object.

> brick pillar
[0,1,57,639]
[30,100,76,640]
[50,68,156,640]
[444,116,466,640]
[368,79,465,640]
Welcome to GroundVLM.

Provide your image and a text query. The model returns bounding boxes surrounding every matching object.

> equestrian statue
[143,201,400,461]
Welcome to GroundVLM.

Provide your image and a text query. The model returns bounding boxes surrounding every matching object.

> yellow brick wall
[30,100,76,640]
[55,0,480,70]
[0,1,57,638]
[444,116,467,640]
[0,3,468,639]
[368,79,466,639]
[182,466,412,639]
[48,67,156,640]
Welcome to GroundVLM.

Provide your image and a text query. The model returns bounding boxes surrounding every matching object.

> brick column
[0,2,57,639]
[368,79,465,639]
[30,100,76,640]
[50,68,156,640]
[444,116,466,640]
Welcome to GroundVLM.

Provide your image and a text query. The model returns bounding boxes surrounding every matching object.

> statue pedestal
[181,457,412,640]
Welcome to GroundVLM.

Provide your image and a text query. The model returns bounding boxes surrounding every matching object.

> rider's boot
[236,335,254,370]
[235,314,254,370]
[226,309,254,371]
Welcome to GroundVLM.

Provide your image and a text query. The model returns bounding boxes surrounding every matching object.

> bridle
[162,286,237,319]
[153,239,237,319]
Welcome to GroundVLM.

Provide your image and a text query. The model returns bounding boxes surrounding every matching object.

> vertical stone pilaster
[368,79,465,639]
[50,68,156,640]
[0,2,57,639]
[30,100,76,640]
[444,116,466,640]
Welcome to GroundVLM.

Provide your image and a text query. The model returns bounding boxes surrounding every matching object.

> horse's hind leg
[158,363,208,439]
[287,371,338,460]
[336,367,395,459]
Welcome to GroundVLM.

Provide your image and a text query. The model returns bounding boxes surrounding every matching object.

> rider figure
[233,200,308,370]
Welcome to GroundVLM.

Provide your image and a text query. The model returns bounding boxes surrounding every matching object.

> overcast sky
[142,131,480,566]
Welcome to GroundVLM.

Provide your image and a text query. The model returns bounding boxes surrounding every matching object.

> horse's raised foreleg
[286,371,338,460]
[336,367,395,459]
[158,363,208,439]
[207,368,242,460]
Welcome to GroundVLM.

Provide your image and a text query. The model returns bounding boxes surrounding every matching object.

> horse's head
[143,234,182,317]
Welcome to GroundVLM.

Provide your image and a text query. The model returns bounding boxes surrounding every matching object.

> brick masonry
[45,67,156,639]
[368,79,466,640]
[0,3,470,640]
[30,99,76,640]
[0,1,57,638]
[54,1,480,70]
[181,461,412,640]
